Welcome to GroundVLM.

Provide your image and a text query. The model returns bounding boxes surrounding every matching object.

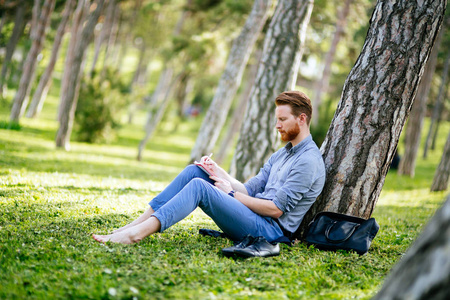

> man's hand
[200,156,229,182]
[210,176,233,194]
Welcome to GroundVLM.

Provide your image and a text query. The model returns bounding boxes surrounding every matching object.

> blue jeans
[149,165,284,242]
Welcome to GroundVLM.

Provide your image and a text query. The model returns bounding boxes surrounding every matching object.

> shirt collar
[284,134,312,154]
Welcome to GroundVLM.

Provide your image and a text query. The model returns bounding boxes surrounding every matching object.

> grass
[0,93,449,299]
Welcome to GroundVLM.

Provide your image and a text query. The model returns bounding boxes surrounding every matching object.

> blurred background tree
[0,0,448,179]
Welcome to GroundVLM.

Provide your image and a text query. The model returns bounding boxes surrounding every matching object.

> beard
[279,123,300,142]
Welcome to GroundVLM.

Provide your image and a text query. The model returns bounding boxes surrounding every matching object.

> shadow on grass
[0,139,186,182]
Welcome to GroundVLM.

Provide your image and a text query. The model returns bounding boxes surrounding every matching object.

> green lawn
[0,94,448,299]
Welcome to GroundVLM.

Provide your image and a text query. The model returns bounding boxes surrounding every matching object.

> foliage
[74,70,129,144]
[1,95,449,299]
[0,120,21,130]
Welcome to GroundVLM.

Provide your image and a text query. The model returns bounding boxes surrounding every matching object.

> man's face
[275,105,300,142]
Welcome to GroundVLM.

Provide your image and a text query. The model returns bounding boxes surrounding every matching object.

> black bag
[305,211,379,255]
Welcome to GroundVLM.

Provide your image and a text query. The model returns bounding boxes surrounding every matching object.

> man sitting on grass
[93,91,326,250]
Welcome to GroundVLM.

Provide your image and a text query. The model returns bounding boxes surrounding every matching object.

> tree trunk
[296,0,446,238]
[231,0,314,181]
[115,0,142,73]
[430,131,450,192]
[373,194,450,299]
[100,0,119,80]
[0,11,7,34]
[129,42,148,91]
[430,69,449,152]
[216,49,262,165]
[89,0,116,78]
[0,2,26,96]
[398,27,443,177]
[424,48,450,158]
[136,0,191,161]
[55,0,105,150]
[26,0,75,118]
[189,0,273,163]
[58,0,88,122]
[312,0,353,126]
[10,0,55,122]
[137,73,181,161]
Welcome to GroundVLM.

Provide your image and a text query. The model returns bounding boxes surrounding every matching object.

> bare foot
[111,227,127,234]
[92,231,139,244]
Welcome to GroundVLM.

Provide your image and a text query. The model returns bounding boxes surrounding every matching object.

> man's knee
[184,164,206,178]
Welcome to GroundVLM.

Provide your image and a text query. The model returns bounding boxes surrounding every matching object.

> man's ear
[298,113,307,124]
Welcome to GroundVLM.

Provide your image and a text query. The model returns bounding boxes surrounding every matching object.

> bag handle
[325,221,360,243]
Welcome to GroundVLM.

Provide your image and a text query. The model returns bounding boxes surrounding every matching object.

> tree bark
[26,0,75,118]
[296,0,446,238]
[431,131,450,192]
[55,0,105,150]
[231,0,314,181]
[373,194,450,299]
[10,0,55,122]
[189,0,273,163]
[423,48,450,158]
[0,1,26,96]
[398,27,443,177]
[312,0,353,126]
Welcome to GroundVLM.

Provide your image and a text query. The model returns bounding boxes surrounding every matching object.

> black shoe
[221,235,256,257]
[234,236,280,258]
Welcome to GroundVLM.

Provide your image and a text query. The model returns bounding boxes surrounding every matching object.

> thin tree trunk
[126,48,153,125]
[56,0,105,150]
[0,2,26,96]
[312,0,353,126]
[216,49,262,165]
[30,0,40,35]
[398,27,443,176]
[89,0,116,78]
[189,0,273,163]
[26,0,75,118]
[231,0,314,181]
[100,0,119,80]
[296,0,446,238]
[174,71,190,120]
[423,48,450,158]
[431,79,449,152]
[431,131,450,192]
[116,0,142,73]
[10,0,55,122]
[137,73,181,161]
[58,0,88,122]
[0,11,7,34]
[373,194,450,299]
[129,42,148,91]
[136,0,191,161]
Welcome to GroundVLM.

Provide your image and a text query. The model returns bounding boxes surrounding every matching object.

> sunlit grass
[0,89,449,299]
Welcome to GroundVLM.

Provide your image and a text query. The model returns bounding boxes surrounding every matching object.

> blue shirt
[244,135,326,233]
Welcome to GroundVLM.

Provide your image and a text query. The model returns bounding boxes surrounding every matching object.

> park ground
[0,92,449,299]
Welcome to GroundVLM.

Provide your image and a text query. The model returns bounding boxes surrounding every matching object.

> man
[93,91,326,248]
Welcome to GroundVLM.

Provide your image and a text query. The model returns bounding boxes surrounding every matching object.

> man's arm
[212,176,283,218]
[233,191,283,218]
